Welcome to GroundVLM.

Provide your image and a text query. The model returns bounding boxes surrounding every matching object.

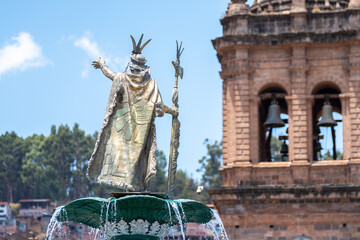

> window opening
[313,88,343,161]
[259,89,288,162]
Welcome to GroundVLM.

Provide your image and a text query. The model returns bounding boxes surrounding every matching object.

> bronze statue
[87,35,179,192]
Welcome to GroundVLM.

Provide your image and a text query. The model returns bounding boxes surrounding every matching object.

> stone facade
[209,0,360,239]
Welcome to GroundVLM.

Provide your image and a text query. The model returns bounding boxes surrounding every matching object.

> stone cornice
[220,68,255,79]
[220,158,359,170]
[311,159,350,167]
[346,62,360,70]
[253,162,292,168]
[288,64,310,72]
[213,31,358,50]
[221,7,359,23]
[285,95,312,101]
[339,93,352,99]
[208,185,360,198]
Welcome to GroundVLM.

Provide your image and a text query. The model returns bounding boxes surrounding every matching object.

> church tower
[209,0,360,239]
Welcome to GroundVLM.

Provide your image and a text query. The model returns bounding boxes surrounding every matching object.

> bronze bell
[317,97,337,127]
[280,140,288,154]
[264,94,285,128]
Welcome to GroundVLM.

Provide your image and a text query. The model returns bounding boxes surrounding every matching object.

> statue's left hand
[172,107,179,117]
[172,88,178,104]
[92,56,105,69]
[163,104,179,117]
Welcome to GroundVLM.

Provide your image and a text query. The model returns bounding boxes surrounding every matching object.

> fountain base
[110,192,167,199]
[50,195,214,240]
[110,234,160,240]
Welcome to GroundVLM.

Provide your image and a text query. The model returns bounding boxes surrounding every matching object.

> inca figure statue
[87,35,178,192]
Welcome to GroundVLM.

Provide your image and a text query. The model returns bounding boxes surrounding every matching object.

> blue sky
[1,0,255,179]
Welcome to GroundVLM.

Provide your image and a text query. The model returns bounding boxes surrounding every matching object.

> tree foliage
[0,124,117,202]
[323,150,343,160]
[271,136,283,162]
[149,150,207,202]
[148,150,168,193]
[0,125,222,205]
[0,132,27,203]
[197,139,222,189]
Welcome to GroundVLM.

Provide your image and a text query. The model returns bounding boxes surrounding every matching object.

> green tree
[323,150,343,160]
[271,136,283,162]
[197,139,222,189]
[148,150,168,193]
[21,124,98,201]
[173,170,203,200]
[41,125,73,200]
[69,123,96,199]
[21,134,47,198]
[148,150,207,202]
[0,132,27,202]
[0,125,223,203]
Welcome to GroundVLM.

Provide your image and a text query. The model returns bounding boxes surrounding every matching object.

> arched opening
[312,86,343,161]
[293,236,312,240]
[259,87,288,162]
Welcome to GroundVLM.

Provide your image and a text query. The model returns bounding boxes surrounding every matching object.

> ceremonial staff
[166,41,184,198]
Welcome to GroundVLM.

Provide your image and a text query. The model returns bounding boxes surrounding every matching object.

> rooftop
[19,199,50,203]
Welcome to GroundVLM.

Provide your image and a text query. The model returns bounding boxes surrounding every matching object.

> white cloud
[74,36,107,78]
[0,32,49,77]
[74,37,102,59]
[73,34,128,78]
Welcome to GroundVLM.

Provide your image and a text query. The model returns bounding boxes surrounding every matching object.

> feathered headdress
[130,34,151,54]
[129,34,151,70]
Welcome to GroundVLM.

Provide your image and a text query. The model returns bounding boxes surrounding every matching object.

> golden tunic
[87,72,164,191]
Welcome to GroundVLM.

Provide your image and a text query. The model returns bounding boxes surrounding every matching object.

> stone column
[234,48,252,165]
[223,0,249,37]
[288,45,310,162]
[291,0,306,12]
[226,0,249,16]
[290,0,306,33]
[348,0,360,8]
[348,44,360,161]
[250,96,260,164]
[285,95,294,161]
[221,48,252,167]
[339,93,351,160]
[222,73,237,167]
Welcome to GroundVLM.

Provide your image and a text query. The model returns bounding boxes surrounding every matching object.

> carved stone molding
[220,68,255,79]
[101,219,170,239]
[346,62,360,70]
[288,64,310,72]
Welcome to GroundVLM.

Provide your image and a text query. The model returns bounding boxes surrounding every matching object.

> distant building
[0,202,11,221]
[0,219,17,239]
[210,0,360,239]
[47,222,96,240]
[18,199,50,219]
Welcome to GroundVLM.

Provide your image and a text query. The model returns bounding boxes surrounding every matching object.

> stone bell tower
[209,0,360,239]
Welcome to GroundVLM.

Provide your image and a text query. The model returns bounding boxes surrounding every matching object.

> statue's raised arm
[92,56,116,81]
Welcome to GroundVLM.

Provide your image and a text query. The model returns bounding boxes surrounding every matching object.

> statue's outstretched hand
[92,56,105,69]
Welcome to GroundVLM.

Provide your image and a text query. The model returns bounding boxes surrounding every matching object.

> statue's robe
[87,72,164,191]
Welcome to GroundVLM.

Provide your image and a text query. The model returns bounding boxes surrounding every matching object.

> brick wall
[211,1,360,239]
